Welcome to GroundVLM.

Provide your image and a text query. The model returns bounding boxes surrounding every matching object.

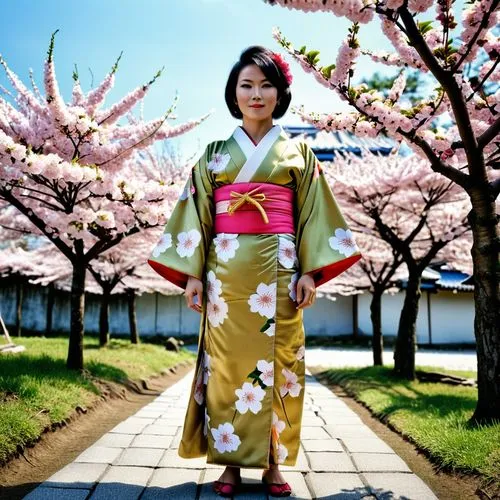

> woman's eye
[240,84,251,88]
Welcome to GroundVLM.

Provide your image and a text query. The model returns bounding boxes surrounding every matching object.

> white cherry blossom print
[207,296,228,327]
[206,270,222,303]
[277,443,289,464]
[249,283,277,319]
[272,412,286,436]
[207,153,231,174]
[280,368,302,398]
[193,370,204,406]
[151,233,172,257]
[203,351,211,384]
[278,237,298,269]
[235,382,266,414]
[288,273,299,302]
[203,407,210,437]
[263,322,275,337]
[211,423,241,453]
[214,233,239,262]
[176,229,201,258]
[328,228,359,257]
[257,359,274,387]
[296,345,305,361]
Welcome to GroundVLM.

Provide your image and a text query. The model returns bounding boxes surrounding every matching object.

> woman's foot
[262,466,292,497]
[213,466,241,497]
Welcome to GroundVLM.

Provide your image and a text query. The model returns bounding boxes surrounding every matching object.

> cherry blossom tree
[327,151,471,379]
[266,0,499,422]
[0,31,207,370]
[342,233,405,365]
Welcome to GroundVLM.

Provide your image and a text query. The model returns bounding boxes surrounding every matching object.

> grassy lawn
[318,365,500,488]
[0,336,195,465]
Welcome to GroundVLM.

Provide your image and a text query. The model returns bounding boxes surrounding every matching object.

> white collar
[231,125,283,183]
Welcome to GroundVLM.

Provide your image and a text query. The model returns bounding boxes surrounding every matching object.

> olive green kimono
[148,124,361,468]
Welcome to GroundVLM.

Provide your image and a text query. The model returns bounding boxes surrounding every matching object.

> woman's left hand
[296,273,316,310]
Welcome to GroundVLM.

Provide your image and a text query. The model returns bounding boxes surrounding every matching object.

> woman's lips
[249,104,265,108]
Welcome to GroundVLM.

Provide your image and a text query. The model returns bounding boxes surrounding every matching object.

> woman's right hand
[185,276,203,313]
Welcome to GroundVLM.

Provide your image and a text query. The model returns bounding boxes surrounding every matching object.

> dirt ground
[309,366,491,500]
[0,361,194,500]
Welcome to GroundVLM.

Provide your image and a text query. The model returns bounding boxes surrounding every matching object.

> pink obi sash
[214,182,295,234]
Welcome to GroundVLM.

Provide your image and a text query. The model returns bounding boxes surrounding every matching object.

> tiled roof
[283,125,412,159]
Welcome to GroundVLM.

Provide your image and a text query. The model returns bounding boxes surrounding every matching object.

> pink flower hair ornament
[271,52,293,85]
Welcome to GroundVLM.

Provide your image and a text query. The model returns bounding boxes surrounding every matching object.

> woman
[148,46,361,497]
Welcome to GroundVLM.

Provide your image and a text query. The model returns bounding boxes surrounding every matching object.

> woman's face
[235,64,278,123]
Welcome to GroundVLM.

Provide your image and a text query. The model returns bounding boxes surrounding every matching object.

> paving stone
[301,416,325,427]
[306,472,369,499]
[114,447,164,467]
[93,433,135,448]
[109,417,154,434]
[300,426,331,440]
[141,468,201,499]
[29,370,437,500]
[74,445,123,464]
[364,472,438,499]
[131,433,174,449]
[158,449,218,469]
[324,424,378,439]
[320,408,359,418]
[281,446,310,472]
[282,471,312,499]
[99,465,154,484]
[89,465,153,500]
[302,438,343,452]
[342,437,395,454]
[320,414,363,425]
[352,453,411,472]
[142,424,178,435]
[133,410,163,419]
[24,487,91,500]
[307,452,356,472]
[168,427,182,448]
[42,462,108,489]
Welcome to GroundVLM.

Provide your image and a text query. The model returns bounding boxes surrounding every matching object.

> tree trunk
[99,288,111,347]
[370,288,384,366]
[393,268,421,380]
[46,283,55,337]
[469,189,500,424]
[128,290,139,344]
[352,294,359,340]
[67,257,86,371]
[15,278,23,337]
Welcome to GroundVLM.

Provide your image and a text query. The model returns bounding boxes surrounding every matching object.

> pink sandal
[262,476,292,497]
[213,476,242,497]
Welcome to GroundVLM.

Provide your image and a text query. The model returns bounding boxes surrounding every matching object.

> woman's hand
[296,273,316,310]
[185,276,203,313]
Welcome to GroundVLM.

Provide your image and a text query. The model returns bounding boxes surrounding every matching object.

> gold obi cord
[227,187,270,224]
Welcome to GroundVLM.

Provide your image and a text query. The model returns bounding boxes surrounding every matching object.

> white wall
[357,289,474,344]
[0,281,475,343]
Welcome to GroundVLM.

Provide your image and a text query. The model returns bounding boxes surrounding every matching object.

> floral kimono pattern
[148,124,361,468]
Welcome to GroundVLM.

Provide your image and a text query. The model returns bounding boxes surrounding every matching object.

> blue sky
[1,0,417,159]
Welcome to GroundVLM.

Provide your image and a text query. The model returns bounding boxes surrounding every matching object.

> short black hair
[225,46,292,120]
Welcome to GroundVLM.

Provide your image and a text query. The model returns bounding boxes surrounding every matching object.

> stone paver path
[24,370,437,499]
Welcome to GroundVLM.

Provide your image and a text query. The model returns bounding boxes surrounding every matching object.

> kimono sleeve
[295,142,361,287]
[147,146,214,289]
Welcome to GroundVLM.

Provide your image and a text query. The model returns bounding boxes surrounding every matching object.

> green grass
[320,365,500,486]
[0,336,195,465]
